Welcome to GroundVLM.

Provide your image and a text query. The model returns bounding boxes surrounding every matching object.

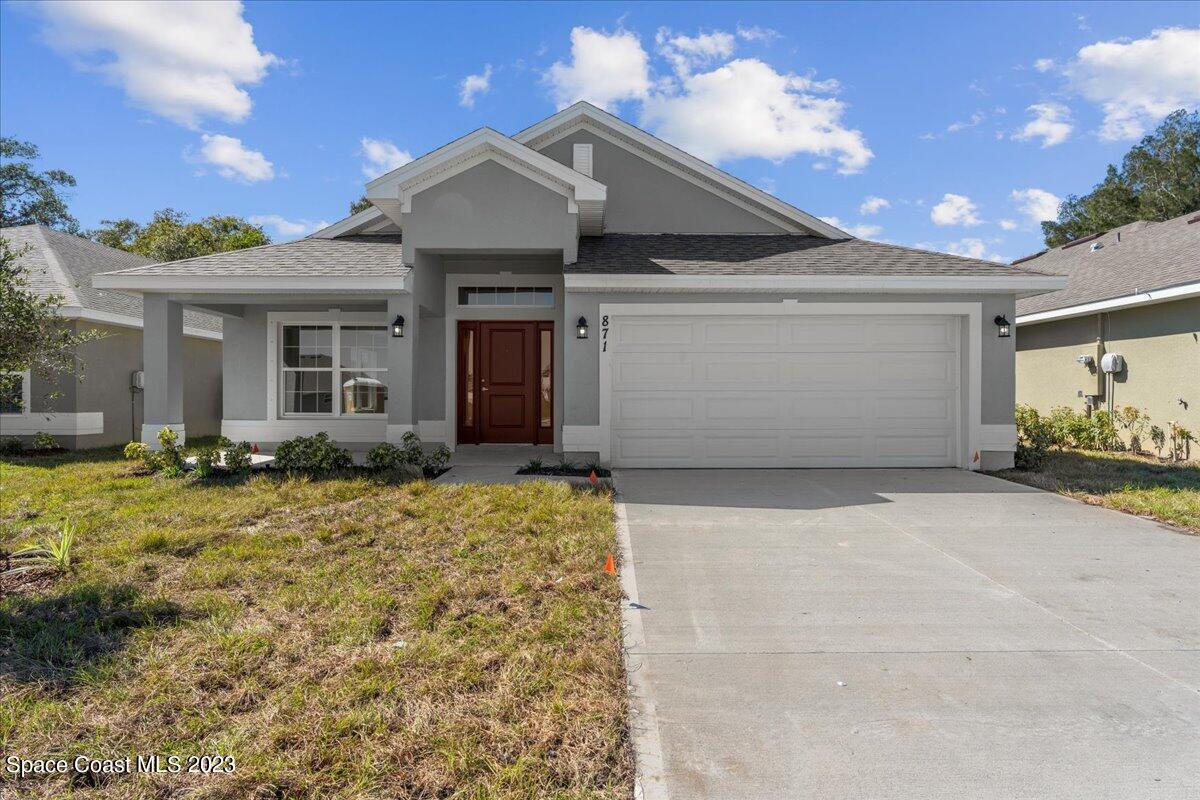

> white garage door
[607,313,961,468]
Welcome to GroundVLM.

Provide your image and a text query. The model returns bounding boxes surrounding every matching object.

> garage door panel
[609,313,960,468]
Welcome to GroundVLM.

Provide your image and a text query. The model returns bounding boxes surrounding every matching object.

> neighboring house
[0,225,223,449]
[1013,211,1200,436]
[94,103,1063,469]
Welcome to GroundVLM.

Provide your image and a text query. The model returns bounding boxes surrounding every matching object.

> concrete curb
[613,471,670,800]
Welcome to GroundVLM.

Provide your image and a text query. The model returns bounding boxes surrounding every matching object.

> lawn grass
[991,449,1200,534]
[1,445,630,798]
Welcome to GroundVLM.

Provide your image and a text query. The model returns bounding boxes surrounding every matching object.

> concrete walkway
[617,468,1200,800]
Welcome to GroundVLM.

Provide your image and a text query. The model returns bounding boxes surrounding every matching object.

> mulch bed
[516,465,612,478]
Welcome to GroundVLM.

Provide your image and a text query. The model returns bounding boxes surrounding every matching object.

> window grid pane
[280,323,386,417]
[457,286,553,306]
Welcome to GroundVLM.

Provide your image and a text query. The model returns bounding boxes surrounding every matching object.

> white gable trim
[513,103,848,239]
[364,127,606,235]
[1016,280,1200,325]
[309,207,389,239]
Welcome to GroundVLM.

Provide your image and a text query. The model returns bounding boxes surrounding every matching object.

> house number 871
[601,315,609,351]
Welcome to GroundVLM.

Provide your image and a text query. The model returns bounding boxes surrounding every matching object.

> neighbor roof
[1015,211,1200,317]
[99,235,406,277]
[571,234,1056,276]
[1,224,221,335]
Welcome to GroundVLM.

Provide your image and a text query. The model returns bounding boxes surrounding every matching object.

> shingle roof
[1,225,221,334]
[1015,211,1200,316]
[571,234,1054,276]
[101,235,406,277]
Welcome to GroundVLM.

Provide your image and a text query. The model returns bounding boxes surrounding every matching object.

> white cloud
[1013,102,1073,147]
[819,216,882,238]
[196,134,273,182]
[859,196,890,215]
[947,111,985,133]
[930,193,981,227]
[544,27,651,110]
[1033,58,1055,73]
[640,58,872,172]
[998,218,1019,230]
[944,238,1006,263]
[459,64,492,108]
[736,25,780,43]
[1011,188,1061,224]
[1066,27,1200,141]
[656,28,736,76]
[360,137,412,179]
[249,214,330,238]
[35,0,277,128]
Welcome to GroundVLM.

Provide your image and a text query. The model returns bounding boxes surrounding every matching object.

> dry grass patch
[1,446,630,798]
[991,449,1200,534]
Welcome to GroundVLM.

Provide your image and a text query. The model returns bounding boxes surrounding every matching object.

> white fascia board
[564,274,1069,293]
[513,103,848,239]
[364,128,606,226]
[57,306,222,341]
[1016,281,1200,325]
[308,207,389,239]
[91,274,410,293]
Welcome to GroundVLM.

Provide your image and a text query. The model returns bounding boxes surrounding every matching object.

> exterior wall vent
[572,143,593,178]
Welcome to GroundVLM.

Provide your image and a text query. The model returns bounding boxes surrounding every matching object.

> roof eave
[1016,280,1200,325]
[92,274,411,294]
[564,274,1068,294]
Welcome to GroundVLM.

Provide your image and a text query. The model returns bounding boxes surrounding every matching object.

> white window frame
[455,284,556,309]
[266,312,389,421]
[0,371,31,417]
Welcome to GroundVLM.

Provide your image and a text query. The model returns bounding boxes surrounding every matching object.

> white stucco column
[141,294,185,448]
[386,294,416,443]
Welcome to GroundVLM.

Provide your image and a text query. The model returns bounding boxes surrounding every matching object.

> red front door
[457,321,553,445]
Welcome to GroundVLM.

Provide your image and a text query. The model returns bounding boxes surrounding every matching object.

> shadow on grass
[0,582,181,687]
[0,436,225,471]
[998,450,1200,493]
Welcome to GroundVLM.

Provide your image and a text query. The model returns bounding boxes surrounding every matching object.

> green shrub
[1169,422,1195,462]
[1150,425,1167,457]
[423,445,451,475]
[194,447,219,478]
[274,432,353,473]
[124,441,150,463]
[1091,410,1118,451]
[224,440,253,474]
[1115,406,1149,452]
[31,431,57,451]
[1014,404,1053,470]
[153,427,184,475]
[366,442,410,471]
[0,437,23,456]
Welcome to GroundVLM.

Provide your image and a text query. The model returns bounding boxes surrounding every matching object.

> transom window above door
[457,286,554,307]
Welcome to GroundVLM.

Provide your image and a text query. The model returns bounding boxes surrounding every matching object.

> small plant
[153,427,185,475]
[1014,404,1053,470]
[582,459,604,476]
[224,440,253,474]
[1115,406,1149,452]
[4,520,77,575]
[422,444,451,476]
[524,458,545,472]
[366,441,410,471]
[31,431,57,451]
[1150,425,1167,458]
[1090,410,1118,452]
[193,446,219,478]
[274,432,353,473]
[124,440,150,463]
[0,436,23,456]
[1169,422,1195,462]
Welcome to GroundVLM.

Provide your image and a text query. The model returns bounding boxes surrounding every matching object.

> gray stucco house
[94,103,1063,469]
[0,225,223,449]
[1014,210,1199,437]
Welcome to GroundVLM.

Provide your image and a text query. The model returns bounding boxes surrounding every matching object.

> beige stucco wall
[1016,297,1200,436]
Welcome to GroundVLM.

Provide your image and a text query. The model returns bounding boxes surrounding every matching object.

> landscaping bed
[1,445,631,798]
[517,459,612,478]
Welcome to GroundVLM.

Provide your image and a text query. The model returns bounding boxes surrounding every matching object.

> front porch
[120,250,581,458]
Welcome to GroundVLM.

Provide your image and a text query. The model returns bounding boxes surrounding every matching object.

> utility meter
[1100,353,1125,374]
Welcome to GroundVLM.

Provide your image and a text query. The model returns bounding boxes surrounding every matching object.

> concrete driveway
[616,469,1200,800]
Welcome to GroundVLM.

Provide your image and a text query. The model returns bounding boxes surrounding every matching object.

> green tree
[350,195,372,215]
[0,137,79,232]
[1042,110,1200,247]
[88,209,270,262]
[0,236,103,406]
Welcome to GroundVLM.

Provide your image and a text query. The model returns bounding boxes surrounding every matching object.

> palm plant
[4,520,76,575]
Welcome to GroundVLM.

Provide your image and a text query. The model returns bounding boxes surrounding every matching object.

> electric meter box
[1100,353,1125,374]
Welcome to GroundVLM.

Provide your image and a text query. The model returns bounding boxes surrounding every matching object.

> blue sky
[2,1,1197,261]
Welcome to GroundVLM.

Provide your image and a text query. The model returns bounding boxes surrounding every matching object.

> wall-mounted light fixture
[994,315,1011,338]
[576,316,589,339]
[391,315,405,338]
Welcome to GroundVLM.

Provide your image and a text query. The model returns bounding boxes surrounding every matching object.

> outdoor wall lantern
[576,317,589,338]
[994,315,1011,338]
[391,315,405,338]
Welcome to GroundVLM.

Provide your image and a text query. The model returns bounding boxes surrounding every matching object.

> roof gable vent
[572,143,593,177]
